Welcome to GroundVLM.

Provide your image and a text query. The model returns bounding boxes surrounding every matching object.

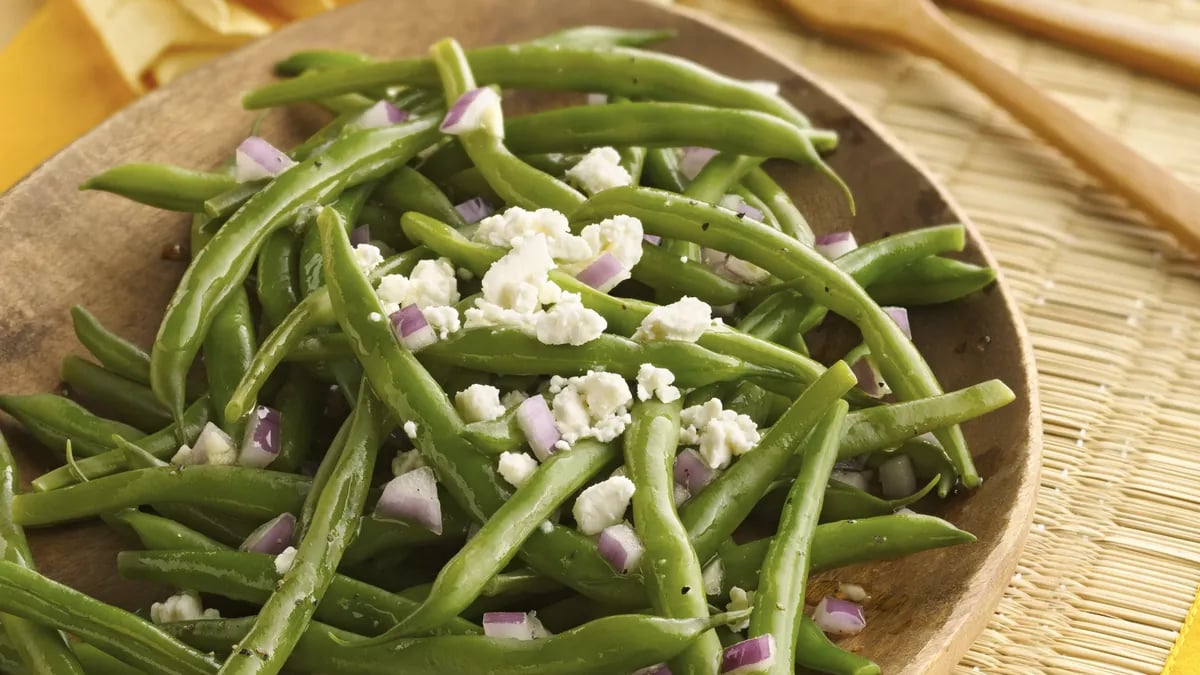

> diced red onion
[483,612,540,640]
[679,147,718,180]
[632,665,672,675]
[674,448,717,494]
[239,512,295,555]
[350,225,371,247]
[575,252,626,292]
[850,356,889,399]
[597,522,644,574]
[358,99,409,129]
[733,201,764,222]
[374,466,442,534]
[815,231,858,260]
[721,635,776,674]
[454,196,494,224]
[878,454,917,499]
[390,305,437,352]
[883,306,911,339]
[238,405,281,469]
[440,87,503,136]
[234,136,296,183]
[643,234,662,246]
[586,93,609,105]
[516,395,561,461]
[813,596,867,637]
[831,469,870,492]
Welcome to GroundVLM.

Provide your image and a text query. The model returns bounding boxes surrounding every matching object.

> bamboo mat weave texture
[676,0,1200,673]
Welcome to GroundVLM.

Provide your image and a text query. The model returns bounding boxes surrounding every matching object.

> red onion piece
[440,87,502,135]
[830,469,870,492]
[813,596,867,637]
[643,234,663,246]
[597,522,644,574]
[374,466,442,534]
[454,196,494,224]
[733,201,764,222]
[239,512,296,555]
[674,448,717,494]
[883,306,911,340]
[679,147,718,181]
[516,395,561,461]
[234,136,296,183]
[358,100,409,129]
[632,665,672,675]
[721,635,776,674]
[389,305,437,352]
[238,405,281,469]
[482,612,543,640]
[349,225,371,247]
[815,231,858,260]
[878,454,917,499]
[850,356,889,399]
[575,252,626,292]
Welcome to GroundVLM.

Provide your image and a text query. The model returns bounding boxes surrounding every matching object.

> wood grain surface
[0,0,1040,672]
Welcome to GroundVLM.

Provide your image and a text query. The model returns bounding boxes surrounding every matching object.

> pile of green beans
[0,25,1013,675]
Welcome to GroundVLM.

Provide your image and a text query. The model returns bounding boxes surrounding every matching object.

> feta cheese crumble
[391,449,426,476]
[501,390,529,408]
[403,420,419,440]
[680,398,761,469]
[422,305,461,339]
[472,206,592,262]
[574,214,645,276]
[573,475,636,535]
[497,451,539,489]
[352,244,384,273]
[455,384,506,423]
[274,546,298,575]
[171,423,237,466]
[726,586,756,631]
[633,296,712,343]
[565,146,633,195]
[150,590,220,624]
[636,363,680,403]
[536,292,606,346]
[549,371,633,446]
[376,257,461,313]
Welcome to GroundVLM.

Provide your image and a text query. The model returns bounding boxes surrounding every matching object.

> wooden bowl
[0,0,1041,672]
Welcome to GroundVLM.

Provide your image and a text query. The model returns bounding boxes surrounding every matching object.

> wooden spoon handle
[941,0,1200,90]
[898,10,1200,253]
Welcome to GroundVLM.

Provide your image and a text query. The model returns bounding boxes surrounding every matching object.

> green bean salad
[0,26,1013,675]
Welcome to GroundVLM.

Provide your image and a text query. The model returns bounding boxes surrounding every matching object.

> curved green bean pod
[299,182,375,297]
[795,616,881,675]
[202,290,257,431]
[642,147,688,193]
[0,393,144,458]
[373,166,468,229]
[60,355,171,432]
[80,163,237,212]
[257,230,302,330]
[104,508,227,552]
[69,305,152,385]
[868,257,997,306]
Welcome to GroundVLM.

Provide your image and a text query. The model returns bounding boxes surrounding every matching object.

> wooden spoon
[778,0,1200,254]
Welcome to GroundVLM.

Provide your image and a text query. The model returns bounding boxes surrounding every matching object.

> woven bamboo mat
[674,0,1200,672]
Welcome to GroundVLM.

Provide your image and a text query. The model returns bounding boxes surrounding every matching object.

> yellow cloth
[0,1,1198,672]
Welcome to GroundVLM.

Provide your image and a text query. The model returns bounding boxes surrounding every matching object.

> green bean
[218,382,388,675]
[526,25,677,49]
[636,243,754,305]
[575,187,980,487]
[0,393,144,457]
[272,367,324,474]
[274,50,372,76]
[117,550,479,638]
[80,163,238,212]
[795,615,880,675]
[298,408,352,536]
[0,561,219,674]
[105,508,227,552]
[868,257,997,306]
[69,305,152,385]
[818,476,938,523]
[626,399,721,674]
[0,432,85,675]
[150,115,442,429]
[680,362,854,563]
[373,166,468,229]
[741,167,812,244]
[203,290,258,432]
[31,396,209,491]
[60,355,172,432]
[343,504,472,566]
[0,628,136,675]
[11,466,309,527]
[257,230,301,330]
[203,181,265,218]
[642,148,688,193]
[748,400,846,675]
[719,512,977,596]
[397,568,564,613]
[299,182,375,297]
[153,506,260,549]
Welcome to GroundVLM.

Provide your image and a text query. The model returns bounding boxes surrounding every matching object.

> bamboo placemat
[675,0,1200,672]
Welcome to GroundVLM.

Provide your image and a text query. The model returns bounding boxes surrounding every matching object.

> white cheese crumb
[352,244,384,273]
[456,384,506,423]
[150,590,220,624]
[172,423,236,467]
[422,305,461,339]
[573,475,636,535]
[839,583,867,602]
[501,390,529,408]
[633,296,712,343]
[726,586,755,631]
[498,451,540,489]
[376,258,460,309]
[536,292,606,346]
[403,420,419,440]
[571,214,644,279]
[391,449,426,476]
[565,147,633,195]
[550,371,633,445]
[636,363,680,403]
[274,546,298,575]
[368,311,383,322]
[473,206,592,262]
[680,398,761,469]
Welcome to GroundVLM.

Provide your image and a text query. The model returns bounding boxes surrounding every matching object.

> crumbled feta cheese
[839,583,867,602]
[456,384,506,423]
[573,475,636,535]
[501,390,529,408]
[170,443,198,466]
[539,520,554,534]
[150,590,219,624]
[565,147,634,196]
[633,296,712,343]
[463,300,542,334]
[456,267,474,281]
[536,292,606,346]
[171,423,236,467]
[392,449,426,476]
[636,363,680,403]
[376,258,460,312]
[352,244,384,273]
[403,420,419,440]
[550,371,633,445]
[726,586,755,631]
[368,311,383,322]
[497,451,539,489]
[473,206,591,262]
[576,214,644,275]
[673,482,691,507]
[680,398,761,469]
[422,305,461,339]
[274,546,298,575]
